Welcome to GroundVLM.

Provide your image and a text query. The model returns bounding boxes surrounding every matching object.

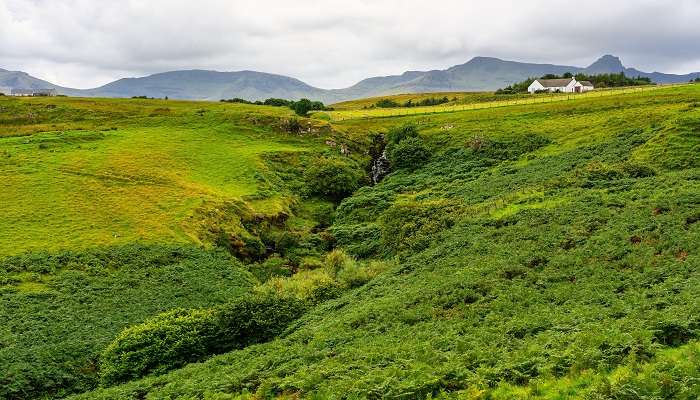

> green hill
[2,85,700,399]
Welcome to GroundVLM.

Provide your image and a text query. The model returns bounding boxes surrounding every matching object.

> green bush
[99,293,307,385]
[99,308,220,385]
[387,123,419,144]
[291,98,324,116]
[304,158,365,201]
[387,136,431,170]
[324,248,354,278]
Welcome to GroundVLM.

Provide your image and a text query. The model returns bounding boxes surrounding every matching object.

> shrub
[375,99,401,108]
[99,293,307,385]
[387,123,419,144]
[387,136,431,170]
[257,269,341,302]
[324,249,355,278]
[99,308,219,385]
[304,158,365,201]
[291,99,324,116]
[252,256,294,282]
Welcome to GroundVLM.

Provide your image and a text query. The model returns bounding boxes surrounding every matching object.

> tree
[387,123,419,145]
[387,136,431,170]
[304,158,365,201]
[291,98,325,116]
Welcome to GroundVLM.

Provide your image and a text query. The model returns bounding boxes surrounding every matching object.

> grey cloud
[1,0,698,89]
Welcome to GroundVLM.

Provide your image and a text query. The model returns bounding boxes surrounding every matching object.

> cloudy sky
[1,0,699,89]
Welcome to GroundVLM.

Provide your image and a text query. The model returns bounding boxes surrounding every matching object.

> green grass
[328,92,530,111]
[0,245,256,399]
[323,84,687,121]
[0,96,333,256]
[60,84,700,399]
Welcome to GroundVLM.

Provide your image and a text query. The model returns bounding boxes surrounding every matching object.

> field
[0,97,335,255]
[328,92,531,110]
[2,84,700,399]
[322,84,684,121]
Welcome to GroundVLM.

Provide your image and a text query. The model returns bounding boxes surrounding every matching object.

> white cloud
[1,0,699,88]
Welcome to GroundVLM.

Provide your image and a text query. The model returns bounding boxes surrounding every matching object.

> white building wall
[527,81,546,93]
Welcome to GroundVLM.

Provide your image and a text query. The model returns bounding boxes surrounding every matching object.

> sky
[1,0,699,89]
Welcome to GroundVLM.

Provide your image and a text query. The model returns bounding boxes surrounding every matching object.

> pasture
[0,96,329,256]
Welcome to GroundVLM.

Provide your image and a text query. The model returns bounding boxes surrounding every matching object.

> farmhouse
[10,88,57,97]
[527,78,594,94]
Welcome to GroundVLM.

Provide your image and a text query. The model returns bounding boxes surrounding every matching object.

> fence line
[326,83,692,122]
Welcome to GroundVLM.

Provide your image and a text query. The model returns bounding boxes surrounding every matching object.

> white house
[527,78,594,94]
[579,81,595,92]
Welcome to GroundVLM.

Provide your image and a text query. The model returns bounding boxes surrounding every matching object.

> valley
[1,83,699,398]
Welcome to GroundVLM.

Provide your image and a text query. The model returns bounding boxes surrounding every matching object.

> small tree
[387,136,431,170]
[304,158,364,201]
[291,99,325,116]
[387,123,419,144]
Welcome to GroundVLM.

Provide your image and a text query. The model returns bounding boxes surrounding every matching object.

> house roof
[580,81,594,87]
[535,78,574,88]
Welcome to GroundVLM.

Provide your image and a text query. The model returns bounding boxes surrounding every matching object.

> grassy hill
[2,85,700,399]
[0,96,340,256]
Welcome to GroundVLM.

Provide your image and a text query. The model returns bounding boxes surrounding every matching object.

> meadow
[322,84,686,121]
[0,96,333,255]
[2,84,700,399]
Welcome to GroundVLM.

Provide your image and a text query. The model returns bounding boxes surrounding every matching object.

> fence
[325,83,693,122]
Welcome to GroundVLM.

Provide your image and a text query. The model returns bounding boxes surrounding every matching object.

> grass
[0,96,333,256]
[61,84,700,399]
[322,84,688,121]
[3,84,700,399]
[0,245,256,399]
[328,91,530,110]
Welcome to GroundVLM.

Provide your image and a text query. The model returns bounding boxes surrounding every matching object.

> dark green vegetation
[100,292,307,385]
[372,96,452,109]
[303,157,366,201]
[59,85,700,399]
[221,97,327,116]
[496,72,654,94]
[0,246,255,399]
[3,84,700,399]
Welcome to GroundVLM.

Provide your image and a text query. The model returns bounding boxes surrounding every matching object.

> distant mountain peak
[586,54,625,73]
[3,54,699,102]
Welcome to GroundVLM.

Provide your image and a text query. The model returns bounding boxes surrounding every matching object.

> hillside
[0,96,341,255]
[0,95,362,399]
[3,55,699,101]
[1,84,686,399]
[81,70,333,102]
[0,69,81,96]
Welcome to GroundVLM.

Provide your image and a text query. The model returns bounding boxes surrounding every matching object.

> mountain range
[2,55,699,103]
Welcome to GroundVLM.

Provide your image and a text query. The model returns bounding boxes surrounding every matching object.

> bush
[387,123,419,144]
[252,256,294,282]
[304,158,365,201]
[99,293,307,385]
[387,136,431,170]
[291,98,324,116]
[258,269,342,303]
[375,99,401,108]
[99,308,220,385]
[324,249,354,278]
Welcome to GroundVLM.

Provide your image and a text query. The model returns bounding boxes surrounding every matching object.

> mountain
[0,69,81,96]
[81,70,333,102]
[2,55,699,102]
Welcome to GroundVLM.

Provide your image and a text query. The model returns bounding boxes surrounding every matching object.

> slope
[83,70,334,102]
[0,69,81,96]
[70,85,700,399]
[0,96,333,256]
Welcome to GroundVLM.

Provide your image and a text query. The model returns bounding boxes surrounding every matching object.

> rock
[371,149,390,184]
